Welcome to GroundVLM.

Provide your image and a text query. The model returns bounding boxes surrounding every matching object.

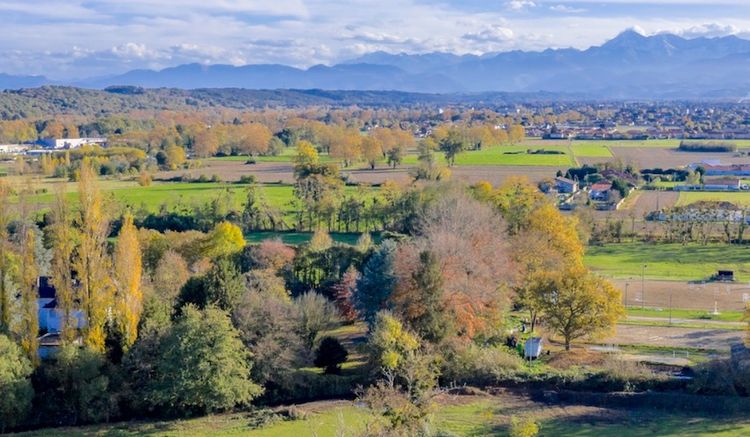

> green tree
[177,258,244,312]
[314,336,349,374]
[438,129,469,167]
[354,240,397,327]
[396,250,451,343]
[144,305,262,416]
[35,344,113,426]
[0,335,33,432]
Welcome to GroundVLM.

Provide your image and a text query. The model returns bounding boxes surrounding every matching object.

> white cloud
[507,0,536,11]
[463,26,515,43]
[549,5,585,14]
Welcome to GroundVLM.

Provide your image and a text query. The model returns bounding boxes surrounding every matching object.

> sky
[2,0,750,79]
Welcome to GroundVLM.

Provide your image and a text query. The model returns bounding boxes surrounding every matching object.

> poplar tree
[49,186,78,343]
[18,229,39,363]
[114,212,143,350]
[73,163,113,352]
[0,181,15,332]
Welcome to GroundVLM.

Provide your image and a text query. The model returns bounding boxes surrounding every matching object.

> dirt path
[605,324,745,351]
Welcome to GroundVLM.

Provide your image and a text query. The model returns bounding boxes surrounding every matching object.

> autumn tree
[49,186,78,343]
[533,268,624,350]
[193,128,219,158]
[508,125,526,145]
[73,162,114,352]
[0,181,16,332]
[18,228,39,363]
[361,136,383,170]
[113,213,143,350]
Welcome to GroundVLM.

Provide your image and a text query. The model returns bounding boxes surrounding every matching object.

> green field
[570,143,614,158]
[676,192,750,207]
[402,146,575,167]
[18,399,750,436]
[585,242,750,281]
[626,307,745,322]
[20,181,375,216]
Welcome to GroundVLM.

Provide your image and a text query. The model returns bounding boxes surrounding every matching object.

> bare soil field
[610,279,750,312]
[157,160,296,183]
[605,324,743,351]
[610,147,750,168]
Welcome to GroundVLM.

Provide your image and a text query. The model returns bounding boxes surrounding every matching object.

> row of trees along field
[2,110,526,173]
[0,163,630,433]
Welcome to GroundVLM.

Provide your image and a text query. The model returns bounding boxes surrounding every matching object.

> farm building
[700,163,750,177]
[590,182,613,201]
[37,276,85,333]
[555,176,578,193]
[0,144,28,154]
[675,177,744,192]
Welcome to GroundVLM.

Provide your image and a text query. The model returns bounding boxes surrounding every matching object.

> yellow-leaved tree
[49,185,78,343]
[0,180,17,332]
[18,228,39,363]
[73,162,114,352]
[114,212,143,350]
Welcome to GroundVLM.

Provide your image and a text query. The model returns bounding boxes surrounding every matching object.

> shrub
[0,335,34,432]
[238,175,257,184]
[510,416,540,437]
[314,337,349,374]
[678,141,737,153]
[440,343,523,385]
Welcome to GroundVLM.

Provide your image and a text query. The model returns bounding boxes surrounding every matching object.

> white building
[38,137,107,149]
[0,144,29,154]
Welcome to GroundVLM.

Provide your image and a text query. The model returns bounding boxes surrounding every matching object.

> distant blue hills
[3,30,750,99]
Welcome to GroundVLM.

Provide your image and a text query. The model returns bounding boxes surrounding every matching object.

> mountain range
[3,30,750,99]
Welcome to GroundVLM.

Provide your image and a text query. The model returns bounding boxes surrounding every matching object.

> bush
[33,345,115,426]
[238,175,257,184]
[510,416,539,437]
[440,344,523,386]
[314,337,349,374]
[678,141,737,153]
[0,335,34,432]
[597,356,665,392]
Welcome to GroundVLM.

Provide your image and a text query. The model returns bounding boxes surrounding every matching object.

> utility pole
[641,264,647,309]
[624,281,629,307]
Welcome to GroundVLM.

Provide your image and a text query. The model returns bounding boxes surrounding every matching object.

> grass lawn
[19,181,376,218]
[403,146,574,167]
[570,144,614,158]
[584,242,750,281]
[626,307,745,322]
[676,191,750,207]
[20,398,750,437]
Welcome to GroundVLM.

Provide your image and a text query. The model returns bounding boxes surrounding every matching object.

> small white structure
[524,337,544,360]
[0,144,28,154]
[38,137,107,150]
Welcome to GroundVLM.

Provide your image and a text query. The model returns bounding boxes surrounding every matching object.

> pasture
[584,242,750,281]
[18,394,750,437]
[676,191,750,207]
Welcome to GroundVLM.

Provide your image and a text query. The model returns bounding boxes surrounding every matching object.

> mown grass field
[18,398,750,437]
[676,191,750,207]
[14,180,375,216]
[400,146,575,167]
[570,143,614,158]
[584,242,750,281]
